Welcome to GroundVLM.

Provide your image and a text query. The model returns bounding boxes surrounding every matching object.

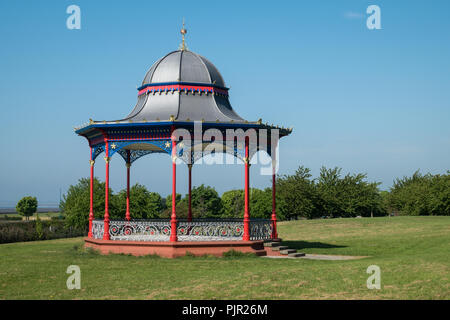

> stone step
[264,238,282,243]
[264,242,281,247]
[280,249,297,255]
[271,246,289,251]
[288,252,305,258]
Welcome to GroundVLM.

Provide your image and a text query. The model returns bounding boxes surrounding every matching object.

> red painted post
[243,136,250,241]
[170,127,178,242]
[125,150,131,221]
[103,141,110,240]
[88,148,94,238]
[271,160,278,239]
[188,163,192,222]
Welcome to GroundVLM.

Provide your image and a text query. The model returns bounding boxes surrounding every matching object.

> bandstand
[74,26,292,257]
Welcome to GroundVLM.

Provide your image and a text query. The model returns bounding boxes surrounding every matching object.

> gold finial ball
[181,28,187,35]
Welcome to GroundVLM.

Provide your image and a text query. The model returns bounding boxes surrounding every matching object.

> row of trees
[387,170,450,216]
[276,166,385,220]
[60,167,450,229]
[60,177,277,229]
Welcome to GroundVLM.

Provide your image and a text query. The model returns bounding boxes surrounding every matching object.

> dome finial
[180,18,188,51]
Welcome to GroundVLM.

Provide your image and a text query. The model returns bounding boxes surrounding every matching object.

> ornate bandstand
[74,26,292,257]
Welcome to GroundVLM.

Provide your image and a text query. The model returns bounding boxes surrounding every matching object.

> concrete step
[288,252,305,258]
[264,238,282,243]
[280,249,297,255]
[271,246,289,251]
[264,242,281,247]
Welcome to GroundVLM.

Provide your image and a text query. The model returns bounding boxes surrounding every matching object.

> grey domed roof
[116,50,247,123]
[142,50,226,87]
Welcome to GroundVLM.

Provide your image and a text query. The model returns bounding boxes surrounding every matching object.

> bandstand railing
[91,218,272,242]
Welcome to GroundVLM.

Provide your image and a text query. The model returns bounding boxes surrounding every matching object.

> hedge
[0,220,87,244]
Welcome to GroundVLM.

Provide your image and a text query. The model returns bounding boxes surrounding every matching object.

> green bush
[35,214,44,240]
[276,166,386,219]
[0,215,22,221]
[388,170,450,216]
[0,220,86,244]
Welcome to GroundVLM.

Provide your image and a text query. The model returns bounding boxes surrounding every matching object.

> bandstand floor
[84,237,268,258]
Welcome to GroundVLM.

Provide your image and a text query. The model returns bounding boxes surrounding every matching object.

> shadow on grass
[281,240,347,250]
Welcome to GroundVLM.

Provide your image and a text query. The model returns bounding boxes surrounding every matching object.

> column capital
[89,160,95,166]
[187,163,193,169]
[125,162,131,168]
[104,156,110,163]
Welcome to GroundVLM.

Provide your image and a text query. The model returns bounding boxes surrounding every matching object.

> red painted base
[84,237,267,258]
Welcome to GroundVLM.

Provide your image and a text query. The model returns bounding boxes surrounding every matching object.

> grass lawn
[0,216,448,299]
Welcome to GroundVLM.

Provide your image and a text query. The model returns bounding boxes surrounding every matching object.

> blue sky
[0,0,449,207]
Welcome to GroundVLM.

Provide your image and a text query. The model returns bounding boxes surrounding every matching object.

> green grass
[0,216,448,299]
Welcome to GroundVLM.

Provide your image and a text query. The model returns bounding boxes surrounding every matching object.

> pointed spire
[179,18,188,51]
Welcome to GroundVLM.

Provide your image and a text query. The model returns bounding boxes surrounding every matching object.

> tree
[160,193,182,218]
[316,166,385,218]
[276,166,318,219]
[221,188,285,220]
[114,183,164,219]
[161,185,223,219]
[221,190,244,218]
[388,170,450,216]
[60,177,117,229]
[250,188,272,219]
[16,196,38,221]
[191,184,223,218]
[165,193,182,209]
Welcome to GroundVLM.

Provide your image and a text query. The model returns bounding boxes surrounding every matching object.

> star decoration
[111,143,117,149]
[165,142,171,148]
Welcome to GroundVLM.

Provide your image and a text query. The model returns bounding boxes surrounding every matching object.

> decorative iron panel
[249,219,272,241]
[177,220,244,241]
[91,218,271,242]
[109,220,171,241]
[92,220,104,239]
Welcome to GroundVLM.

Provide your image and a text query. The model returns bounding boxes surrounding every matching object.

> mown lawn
[0,216,448,299]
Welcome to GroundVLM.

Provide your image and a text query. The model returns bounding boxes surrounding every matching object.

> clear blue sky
[0,0,449,207]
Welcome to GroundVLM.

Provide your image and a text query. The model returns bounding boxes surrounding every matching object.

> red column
[188,164,192,222]
[88,148,94,238]
[103,142,110,240]
[271,160,278,239]
[125,150,131,221]
[170,129,178,242]
[243,137,250,241]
